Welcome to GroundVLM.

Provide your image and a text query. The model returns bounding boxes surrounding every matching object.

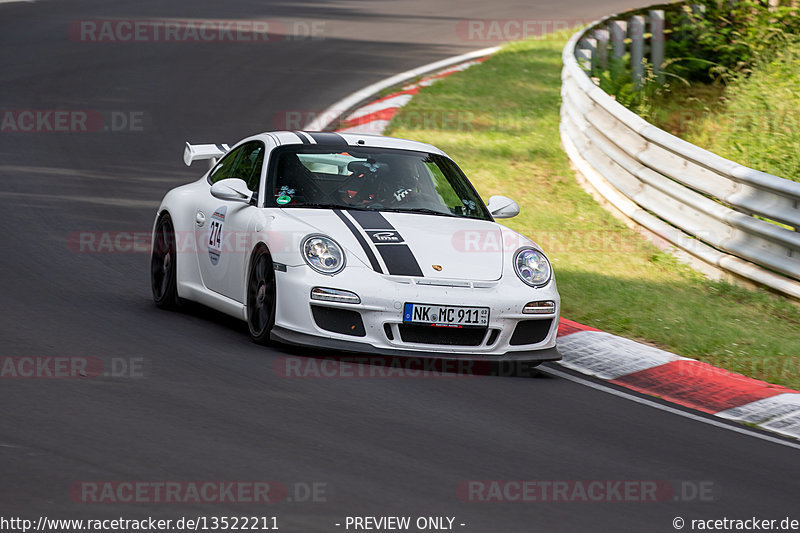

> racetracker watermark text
[456,19,590,41]
[0,110,147,133]
[69,481,327,504]
[672,516,799,530]
[1,516,280,532]
[458,480,719,503]
[68,229,651,255]
[0,357,144,379]
[70,19,326,42]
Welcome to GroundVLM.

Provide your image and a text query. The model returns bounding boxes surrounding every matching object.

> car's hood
[280,208,511,281]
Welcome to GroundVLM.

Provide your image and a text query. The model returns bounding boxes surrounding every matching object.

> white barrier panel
[560,8,800,299]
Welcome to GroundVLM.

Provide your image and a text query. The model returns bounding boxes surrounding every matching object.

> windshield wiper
[381,207,457,218]
[281,203,372,211]
[282,203,466,219]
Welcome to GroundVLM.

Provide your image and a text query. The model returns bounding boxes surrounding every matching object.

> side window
[207,142,264,191]
[208,146,243,185]
[229,142,265,192]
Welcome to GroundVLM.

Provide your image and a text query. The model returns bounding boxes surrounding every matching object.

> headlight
[302,235,345,274]
[513,248,551,287]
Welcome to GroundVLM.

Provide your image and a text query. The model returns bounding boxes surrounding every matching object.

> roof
[260,130,448,157]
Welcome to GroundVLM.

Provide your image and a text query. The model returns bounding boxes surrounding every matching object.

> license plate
[403,303,489,327]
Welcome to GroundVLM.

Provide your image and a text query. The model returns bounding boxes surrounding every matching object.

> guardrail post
[586,37,598,71]
[650,10,665,83]
[594,28,609,69]
[610,20,626,59]
[630,15,645,87]
[576,39,594,71]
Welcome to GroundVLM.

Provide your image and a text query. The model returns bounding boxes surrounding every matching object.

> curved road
[1,1,798,531]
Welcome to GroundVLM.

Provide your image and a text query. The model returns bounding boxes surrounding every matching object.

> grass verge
[681,42,800,181]
[385,36,800,389]
[644,42,800,183]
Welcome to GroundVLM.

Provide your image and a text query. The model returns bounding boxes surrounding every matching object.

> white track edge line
[544,365,800,451]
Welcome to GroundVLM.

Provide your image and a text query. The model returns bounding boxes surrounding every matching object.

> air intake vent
[311,305,366,337]
[509,319,553,346]
[398,325,486,346]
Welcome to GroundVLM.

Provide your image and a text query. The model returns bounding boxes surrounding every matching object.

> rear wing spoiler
[183,142,231,168]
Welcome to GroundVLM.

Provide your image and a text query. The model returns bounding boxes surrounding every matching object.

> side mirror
[487,195,520,219]
[210,178,253,203]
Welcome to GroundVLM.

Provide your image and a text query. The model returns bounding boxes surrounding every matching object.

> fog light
[523,300,556,314]
[310,287,361,304]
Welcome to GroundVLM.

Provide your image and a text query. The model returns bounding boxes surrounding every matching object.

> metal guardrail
[560,9,800,299]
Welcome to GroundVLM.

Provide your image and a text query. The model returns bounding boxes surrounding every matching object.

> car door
[194,141,265,302]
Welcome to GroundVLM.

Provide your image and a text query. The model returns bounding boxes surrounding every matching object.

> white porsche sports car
[151,131,560,362]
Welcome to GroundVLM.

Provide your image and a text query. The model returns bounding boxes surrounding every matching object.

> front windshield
[267,145,492,221]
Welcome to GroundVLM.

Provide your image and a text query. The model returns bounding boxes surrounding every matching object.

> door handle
[195,211,206,227]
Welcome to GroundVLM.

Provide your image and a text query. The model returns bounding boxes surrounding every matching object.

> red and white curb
[304,46,500,132]
[307,49,800,441]
[557,319,800,439]
[335,58,487,134]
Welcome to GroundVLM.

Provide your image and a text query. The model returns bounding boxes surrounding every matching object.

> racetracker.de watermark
[0,356,145,379]
[0,110,148,133]
[68,230,284,255]
[456,19,591,42]
[275,108,569,134]
[69,19,326,42]
[669,107,800,135]
[69,481,327,504]
[458,480,719,503]
[273,109,483,134]
[672,516,799,531]
[274,355,547,379]
[275,356,489,379]
[67,229,652,255]
[451,229,650,254]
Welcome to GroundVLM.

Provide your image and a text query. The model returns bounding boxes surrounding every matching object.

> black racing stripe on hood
[374,244,424,277]
[333,209,383,274]
[348,210,394,230]
[307,131,348,146]
[348,210,423,277]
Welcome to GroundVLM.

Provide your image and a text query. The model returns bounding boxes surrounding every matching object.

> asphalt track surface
[1,1,798,531]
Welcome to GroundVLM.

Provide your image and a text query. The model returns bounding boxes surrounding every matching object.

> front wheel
[247,246,276,345]
[151,214,181,309]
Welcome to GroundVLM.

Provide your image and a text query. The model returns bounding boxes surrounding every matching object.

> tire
[151,213,182,309]
[247,246,276,345]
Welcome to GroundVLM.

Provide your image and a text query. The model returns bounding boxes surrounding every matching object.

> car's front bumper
[272,264,561,362]
[271,326,561,362]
